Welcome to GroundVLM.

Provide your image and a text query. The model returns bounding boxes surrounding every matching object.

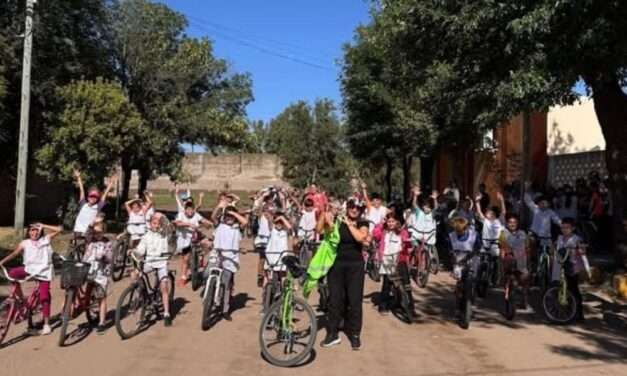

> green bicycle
[542,247,578,324]
[259,256,317,368]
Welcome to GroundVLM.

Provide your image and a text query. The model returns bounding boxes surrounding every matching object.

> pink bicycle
[0,266,45,345]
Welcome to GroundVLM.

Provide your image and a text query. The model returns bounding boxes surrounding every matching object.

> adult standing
[317,199,369,350]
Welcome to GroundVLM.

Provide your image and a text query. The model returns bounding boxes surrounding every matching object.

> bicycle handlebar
[0,265,37,283]
[265,250,295,268]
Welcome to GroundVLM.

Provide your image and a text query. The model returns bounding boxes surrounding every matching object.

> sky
[161,0,372,123]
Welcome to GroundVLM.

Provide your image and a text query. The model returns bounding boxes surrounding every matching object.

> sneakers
[257,274,264,288]
[222,312,232,321]
[378,304,389,315]
[320,333,341,348]
[40,324,52,336]
[349,335,361,351]
[96,324,106,335]
[164,315,172,327]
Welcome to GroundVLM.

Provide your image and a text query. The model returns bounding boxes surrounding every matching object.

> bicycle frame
[202,252,224,304]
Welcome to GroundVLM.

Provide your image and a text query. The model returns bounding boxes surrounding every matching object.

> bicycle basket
[61,259,91,289]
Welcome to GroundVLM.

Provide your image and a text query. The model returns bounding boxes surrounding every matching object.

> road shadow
[231,293,255,315]
[171,297,189,320]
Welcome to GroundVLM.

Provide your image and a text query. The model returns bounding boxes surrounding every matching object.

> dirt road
[2,240,626,376]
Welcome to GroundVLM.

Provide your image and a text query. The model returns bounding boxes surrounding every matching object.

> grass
[137,190,255,211]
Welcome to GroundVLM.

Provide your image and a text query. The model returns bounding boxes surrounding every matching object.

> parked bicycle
[114,253,175,340]
[453,250,480,329]
[200,248,238,330]
[259,256,317,367]
[57,257,105,346]
[0,266,44,345]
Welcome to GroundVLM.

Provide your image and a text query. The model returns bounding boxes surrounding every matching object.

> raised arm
[73,168,85,202]
[174,185,183,211]
[143,191,154,214]
[230,210,248,227]
[361,182,372,210]
[277,215,292,231]
[411,184,421,209]
[0,242,25,266]
[124,198,136,215]
[523,181,539,214]
[211,199,227,225]
[101,176,116,204]
[496,192,506,222]
[196,192,204,211]
[316,210,334,234]
[474,194,486,222]
[345,218,369,244]
[40,223,62,240]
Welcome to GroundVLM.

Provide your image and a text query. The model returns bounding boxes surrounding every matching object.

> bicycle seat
[282,256,306,278]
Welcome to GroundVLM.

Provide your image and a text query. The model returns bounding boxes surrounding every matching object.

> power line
[187,21,336,71]
[187,15,336,64]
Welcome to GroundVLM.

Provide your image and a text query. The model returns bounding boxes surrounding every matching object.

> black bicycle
[262,251,293,314]
[112,232,131,282]
[453,250,480,329]
[68,234,87,261]
[200,249,239,330]
[115,253,175,339]
[365,240,381,283]
[531,234,553,293]
[297,230,318,268]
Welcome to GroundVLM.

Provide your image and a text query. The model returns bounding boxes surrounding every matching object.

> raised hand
[496,192,504,202]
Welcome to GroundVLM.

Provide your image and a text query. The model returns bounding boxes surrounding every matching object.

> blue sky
[161,0,371,123]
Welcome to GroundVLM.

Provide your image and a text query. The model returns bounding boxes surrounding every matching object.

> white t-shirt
[265,228,289,271]
[366,206,388,232]
[254,215,271,247]
[127,210,147,240]
[297,210,317,240]
[22,236,54,281]
[480,218,504,255]
[73,201,103,234]
[449,231,478,253]
[380,231,402,275]
[407,208,437,245]
[175,212,205,251]
[213,223,242,273]
[135,230,169,269]
[525,194,561,238]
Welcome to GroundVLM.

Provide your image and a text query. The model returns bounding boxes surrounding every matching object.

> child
[134,212,174,326]
[500,214,530,306]
[448,217,481,281]
[174,185,204,214]
[372,212,414,316]
[263,213,292,285]
[212,206,248,321]
[524,181,562,240]
[174,201,212,286]
[125,192,153,249]
[82,223,113,334]
[408,185,438,247]
[296,198,318,247]
[72,169,115,237]
[475,192,506,284]
[0,223,62,335]
[448,196,475,229]
[253,204,273,287]
[554,218,587,321]
[362,182,388,233]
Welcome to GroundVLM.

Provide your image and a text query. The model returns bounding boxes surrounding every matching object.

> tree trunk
[589,78,627,267]
[138,169,149,195]
[421,156,434,190]
[402,155,413,204]
[120,160,132,205]
[385,157,393,202]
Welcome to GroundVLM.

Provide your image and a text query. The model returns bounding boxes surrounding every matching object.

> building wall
[547,97,605,156]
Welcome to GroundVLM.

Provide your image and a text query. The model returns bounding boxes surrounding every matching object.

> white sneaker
[40,324,52,336]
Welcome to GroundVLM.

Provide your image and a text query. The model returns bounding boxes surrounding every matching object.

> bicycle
[365,240,381,283]
[68,234,87,261]
[200,248,239,331]
[296,229,318,268]
[531,234,552,293]
[453,250,480,330]
[476,239,501,298]
[502,253,524,320]
[0,266,45,345]
[261,251,293,314]
[388,260,416,323]
[408,229,437,288]
[542,247,581,324]
[112,232,132,282]
[188,230,207,291]
[58,257,103,346]
[259,256,317,367]
[114,253,175,339]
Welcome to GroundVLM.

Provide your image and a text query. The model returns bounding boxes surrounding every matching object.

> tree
[108,0,253,199]
[341,22,438,201]
[266,100,353,196]
[36,79,145,186]
[374,0,627,260]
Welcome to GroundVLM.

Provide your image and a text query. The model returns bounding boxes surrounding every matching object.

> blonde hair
[451,217,469,234]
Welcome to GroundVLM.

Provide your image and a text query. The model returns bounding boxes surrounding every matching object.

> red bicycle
[409,229,437,288]
[0,266,45,345]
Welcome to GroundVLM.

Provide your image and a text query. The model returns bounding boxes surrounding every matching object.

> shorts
[178,232,206,255]
[503,253,528,275]
[256,244,267,258]
[143,264,169,281]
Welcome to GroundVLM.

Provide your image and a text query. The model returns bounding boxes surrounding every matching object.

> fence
[548,150,607,187]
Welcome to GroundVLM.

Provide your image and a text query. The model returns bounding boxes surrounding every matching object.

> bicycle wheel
[201,278,216,331]
[112,241,128,282]
[397,287,414,323]
[298,244,311,268]
[0,299,16,345]
[259,297,317,368]
[27,293,43,330]
[542,285,577,324]
[537,258,549,292]
[504,281,516,321]
[58,288,77,346]
[115,283,147,340]
[417,251,430,288]
[429,246,440,275]
[476,264,489,298]
[190,248,201,291]
[459,296,472,330]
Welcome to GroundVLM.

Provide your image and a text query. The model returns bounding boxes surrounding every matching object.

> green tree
[36,79,145,186]
[374,0,627,259]
[266,100,353,196]
[109,0,253,198]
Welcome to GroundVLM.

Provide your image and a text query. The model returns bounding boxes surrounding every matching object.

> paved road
[2,240,626,376]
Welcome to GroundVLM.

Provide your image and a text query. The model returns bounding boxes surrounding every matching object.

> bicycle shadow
[231,293,255,315]
[260,348,317,368]
[0,332,31,349]
[170,297,189,320]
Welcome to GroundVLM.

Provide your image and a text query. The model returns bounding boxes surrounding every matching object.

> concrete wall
[547,97,606,156]
[131,153,287,191]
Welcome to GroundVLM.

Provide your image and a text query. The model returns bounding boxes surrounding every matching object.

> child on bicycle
[295,198,318,251]
[475,192,506,284]
[254,204,273,287]
[263,213,292,287]
[174,201,212,286]
[72,169,115,237]
[134,212,174,327]
[408,185,438,247]
[500,214,530,307]
[0,223,62,335]
[554,218,587,321]
[125,192,153,249]
[448,217,481,283]
[372,212,414,316]
[82,223,113,334]
[524,181,561,247]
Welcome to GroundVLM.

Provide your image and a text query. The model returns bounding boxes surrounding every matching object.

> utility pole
[14,0,36,235]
